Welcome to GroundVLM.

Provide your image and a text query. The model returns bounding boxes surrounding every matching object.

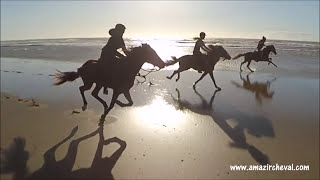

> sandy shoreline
[1,56,319,179]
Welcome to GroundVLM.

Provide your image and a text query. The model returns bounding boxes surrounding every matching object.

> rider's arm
[121,46,129,56]
[201,45,211,53]
[115,51,125,58]
[119,37,129,56]
[199,40,211,53]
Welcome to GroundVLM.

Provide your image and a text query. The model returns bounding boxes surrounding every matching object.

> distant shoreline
[1,37,319,43]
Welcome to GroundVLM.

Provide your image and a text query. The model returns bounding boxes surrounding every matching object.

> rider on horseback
[256,36,266,61]
[193,32,211,73]
[99,24,129,94]
[99,24,129,62]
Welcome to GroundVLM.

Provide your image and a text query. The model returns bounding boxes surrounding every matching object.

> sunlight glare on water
[134,95,186,127]
[137,38,186,70]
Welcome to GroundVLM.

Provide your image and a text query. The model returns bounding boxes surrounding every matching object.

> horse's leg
[209,72,221,90]
[240,60,247,72]
[43,126,78,167]
[62,126,100,172]
[193,72,208,89]
[101,90,120,120]
[79,81,93,111]
[175,65,190,82]
[91,83,108,111]
[115,90,133,107]
[167,70,178,80]
[268,60,278,67]
[247,60,254,72]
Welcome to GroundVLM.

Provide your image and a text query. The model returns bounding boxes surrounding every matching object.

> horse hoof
[82,105,87,111]
[166,76,171,80]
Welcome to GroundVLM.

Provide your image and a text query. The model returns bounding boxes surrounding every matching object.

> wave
[1,37,319,59]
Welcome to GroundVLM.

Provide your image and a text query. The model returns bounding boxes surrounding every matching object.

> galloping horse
[232,45,277,72]
[166,45,231,90]
[54,44,165,119]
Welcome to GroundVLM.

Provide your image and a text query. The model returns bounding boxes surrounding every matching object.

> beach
[1,38,319,179]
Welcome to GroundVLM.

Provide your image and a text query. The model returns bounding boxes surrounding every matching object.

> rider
[193,32,211,73]
[99,24,129,62]
[99,24,129,94]
[256,36,266,59]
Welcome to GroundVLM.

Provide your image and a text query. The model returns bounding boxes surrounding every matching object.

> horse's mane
[128,46,141,54]
[127,44,150,57]
[208,45,223,52]
[263,45,275,51]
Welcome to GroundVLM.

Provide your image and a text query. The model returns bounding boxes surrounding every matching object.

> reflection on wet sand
[171,88,275,165]
[231,72,276,105]
[134,95,186,127]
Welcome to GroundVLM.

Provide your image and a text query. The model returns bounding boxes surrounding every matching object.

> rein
[136,66,161,84]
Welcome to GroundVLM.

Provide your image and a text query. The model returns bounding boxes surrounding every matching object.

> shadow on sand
[171,88,275,165]
[1,121,127,180]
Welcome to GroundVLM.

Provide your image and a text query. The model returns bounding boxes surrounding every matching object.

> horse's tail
[165,56,180,66]
[232,53,245,60]
[54,70,80,85]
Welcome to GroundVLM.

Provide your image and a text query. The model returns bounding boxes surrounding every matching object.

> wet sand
[1,58,319,179]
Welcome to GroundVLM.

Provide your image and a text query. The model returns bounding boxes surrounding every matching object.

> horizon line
[1,36,319,43]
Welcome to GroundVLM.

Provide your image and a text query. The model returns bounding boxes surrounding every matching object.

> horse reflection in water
[231,72,276,105]
[171,88,275,165]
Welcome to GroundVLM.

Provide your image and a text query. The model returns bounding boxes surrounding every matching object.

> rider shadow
[171,88,275,165]
[231,72,276,105]
[0,121,127,180]
[0,137,29,180]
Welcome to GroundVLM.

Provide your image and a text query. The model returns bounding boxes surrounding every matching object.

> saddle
[253,51,264,62]
[194,54,210,72]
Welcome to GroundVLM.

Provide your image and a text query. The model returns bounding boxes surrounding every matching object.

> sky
[1,1,319,42]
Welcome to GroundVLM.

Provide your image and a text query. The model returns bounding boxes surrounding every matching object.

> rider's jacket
[100,35,125,60]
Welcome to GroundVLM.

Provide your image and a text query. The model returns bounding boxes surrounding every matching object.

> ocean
[1,37,319,76]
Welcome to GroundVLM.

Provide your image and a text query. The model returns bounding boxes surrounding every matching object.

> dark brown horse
[54,44,165,119]
[233,45,277,72]
[166,45,231,90]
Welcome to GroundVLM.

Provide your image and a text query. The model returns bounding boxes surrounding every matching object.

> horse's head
[265,45,277,55]
[208,45,231,60]
[138,44,165,69]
